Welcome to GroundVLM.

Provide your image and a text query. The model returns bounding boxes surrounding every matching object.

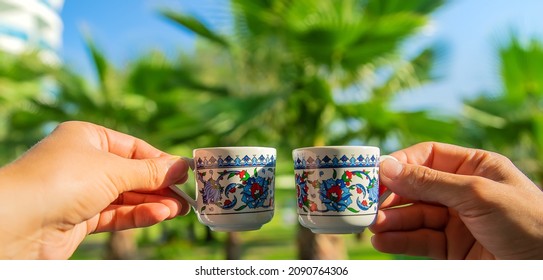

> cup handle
[378,155,399,204]
[169,157,198,210]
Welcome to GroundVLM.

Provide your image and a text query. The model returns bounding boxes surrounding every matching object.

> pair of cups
[171,146,396,234]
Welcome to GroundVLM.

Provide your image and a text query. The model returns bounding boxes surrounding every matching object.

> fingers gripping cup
[292,146,395,234]
[170,147,276,232]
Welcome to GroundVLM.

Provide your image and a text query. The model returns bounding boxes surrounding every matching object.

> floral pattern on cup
[296,168,378,213]
[197,167,274,213]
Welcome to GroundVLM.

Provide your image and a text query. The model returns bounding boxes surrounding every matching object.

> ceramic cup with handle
[292,146,396,234]
[170,146,276,232]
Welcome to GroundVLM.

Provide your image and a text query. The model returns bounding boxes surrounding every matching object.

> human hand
[0,121,191,259]
[370,142,543,259]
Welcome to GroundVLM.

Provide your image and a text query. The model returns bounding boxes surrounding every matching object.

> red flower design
[250,183,263,199]
[326,185,342,202]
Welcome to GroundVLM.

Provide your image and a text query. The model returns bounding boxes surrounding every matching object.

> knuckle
[471,149,517,180]
[52,121,95,138]
[463,176,489,197]
[52,121,76,134]
[409,165,439,188]
[142,159,161,189]
[55,121,86,131]
[487,151,514,166]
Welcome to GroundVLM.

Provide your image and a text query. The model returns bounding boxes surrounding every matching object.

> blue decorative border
[196,154,276,169]
[294,154,377,170]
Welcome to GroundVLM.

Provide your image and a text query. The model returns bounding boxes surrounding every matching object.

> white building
[0,0,64,63]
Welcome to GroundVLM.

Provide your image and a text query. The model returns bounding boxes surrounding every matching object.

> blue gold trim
[293,154,378,169]
[196,154,276,169]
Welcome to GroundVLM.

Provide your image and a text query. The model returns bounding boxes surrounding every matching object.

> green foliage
[499,36,543,103]
[161,10,230,48]
[160,0,456,158]
[463,34,543,183]
[0,51,56,164]
[3,38,233,152]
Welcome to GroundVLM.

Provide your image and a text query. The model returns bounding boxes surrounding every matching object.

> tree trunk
[106,230,138,260]
[225,232,242,259]
[205,227,215,242]
[297,225,347,259]
[187,221,197,243]
[355,232,364,242]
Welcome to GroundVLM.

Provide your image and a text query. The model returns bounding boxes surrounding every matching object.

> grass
[71,188,402,260]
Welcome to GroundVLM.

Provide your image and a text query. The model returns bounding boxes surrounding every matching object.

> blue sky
[60,0,230,68]
[59,0,543,115]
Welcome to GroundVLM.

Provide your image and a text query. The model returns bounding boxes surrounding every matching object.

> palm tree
[161,0,455,259]
[4,37,231,259]
[0,50,54,164]
[463,34,543,185]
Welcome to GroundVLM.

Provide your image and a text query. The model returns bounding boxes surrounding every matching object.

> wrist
[0,165,45,259]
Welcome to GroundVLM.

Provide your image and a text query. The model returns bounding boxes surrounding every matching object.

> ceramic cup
[170,147,276,232]
[292,146,395,234]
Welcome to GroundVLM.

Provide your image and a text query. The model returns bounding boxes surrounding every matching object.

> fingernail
[165,157,189,185]
[381,158,403,179]
[167,156,181,168]
[180,157,195,170]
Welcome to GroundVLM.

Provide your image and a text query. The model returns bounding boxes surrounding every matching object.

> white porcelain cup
[292,146,396,234]
[170,147,276,232]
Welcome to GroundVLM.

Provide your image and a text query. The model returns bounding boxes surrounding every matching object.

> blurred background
[1,0,543,260]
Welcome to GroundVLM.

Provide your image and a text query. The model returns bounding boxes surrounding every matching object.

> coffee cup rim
[194,146,276,153]
[293,145,379,152]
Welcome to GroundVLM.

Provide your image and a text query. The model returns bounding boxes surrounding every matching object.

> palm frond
[161,9,230,48]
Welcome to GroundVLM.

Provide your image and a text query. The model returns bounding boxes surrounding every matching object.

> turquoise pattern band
[196,154,276,170]
[294,154,378,170]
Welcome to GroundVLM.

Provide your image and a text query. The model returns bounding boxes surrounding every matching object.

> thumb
[111,156,190,193]
[380,158,480,208]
